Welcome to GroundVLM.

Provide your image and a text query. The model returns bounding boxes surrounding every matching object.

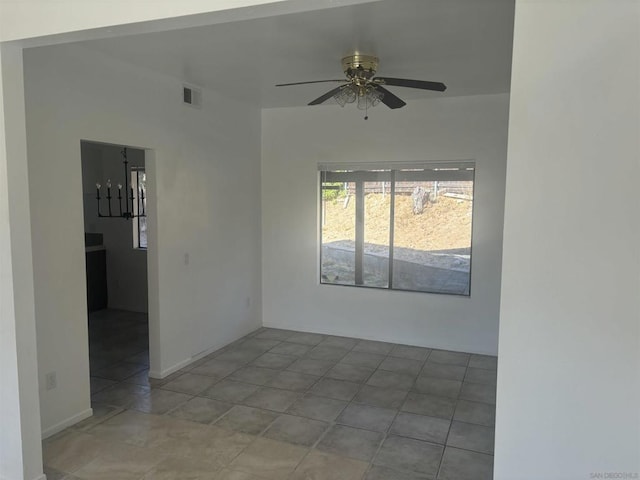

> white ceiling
[76,0,515,108]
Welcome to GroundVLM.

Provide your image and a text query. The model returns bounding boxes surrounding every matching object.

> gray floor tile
[413,377,462,398]
[379,356,424,376]
[229,437,308,480]
[290,450,369,480]
[228,366,280,386]
[438,447,493,480]
[447,421,495,454]
[130,389,191,414]
[160,373,218,395]
[367,370,416,390]
[373,435,443,477]
[43,467,68,480]
[453,400,496,427]
[421,362,467,381]
[287,394,348,422]
[465,367,497,386]
[353,385,408,409]
[287,358,336,376]
[240,338,282,353]
[389,412,450,444]
[92,361,147,381]
[336,404,397,432]
[251,353,297,370]
[318,336,358,350]
[73,403,123,432]
[254,329,295,341]
[468,354,498,371]
[215,348,263,365]
[389,345,431,362]
[90,383,150,407]
[90,376,118,394]
[365,465,431,480]
[140,456,221,480]
[326,363,375,383]
[427,350,470,367]
[353,340,394,355]
[201,380,259,403]
[287,332,326,346]
[214,405,278,434]
[269,342,312,357]
[190,359,243,379]
[83,319,496,480]
[167,396,232,424]
[243,387,301,412]
[316,425,384,462]
[309,378,360,401]
[263,414,329,446]
[121,369,154,388]
[267,371,319,392]
[401,392,456,419]
[306,345,350,362]
[340,351,385,368]
[459,382,496,405]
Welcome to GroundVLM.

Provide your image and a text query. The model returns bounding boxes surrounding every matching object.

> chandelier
[95,147,146,220]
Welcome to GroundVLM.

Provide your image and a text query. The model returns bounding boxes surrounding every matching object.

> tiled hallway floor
[44,310,497,479]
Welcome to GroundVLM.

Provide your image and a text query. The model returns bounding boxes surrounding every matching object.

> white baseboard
[41,407,93,439]
[262,321,498,356]
[0,472,48,480]
[148,356,193,379]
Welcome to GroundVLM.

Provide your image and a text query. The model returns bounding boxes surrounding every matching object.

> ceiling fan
[276,54,446,118]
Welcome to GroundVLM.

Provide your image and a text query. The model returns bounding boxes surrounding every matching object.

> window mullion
[355,180,364,285]
[388,172,396,289]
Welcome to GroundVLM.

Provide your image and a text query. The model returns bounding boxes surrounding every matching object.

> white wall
[262,93,509,355]
[495,1,640,478]
[24,43,262,436]
[81,142,148,313]
[0,44,44,480]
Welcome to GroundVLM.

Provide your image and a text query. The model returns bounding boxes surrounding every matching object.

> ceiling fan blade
[276,80,346,87]
[375,85,407,109]
[308,85,346,105]
[374,77,447,92]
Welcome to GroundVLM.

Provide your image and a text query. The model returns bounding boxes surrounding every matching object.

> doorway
[80,141,151,398]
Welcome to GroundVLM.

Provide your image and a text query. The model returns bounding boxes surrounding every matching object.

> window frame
[319,163,475,295]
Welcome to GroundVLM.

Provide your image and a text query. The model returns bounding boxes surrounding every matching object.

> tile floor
[44,310,497,480]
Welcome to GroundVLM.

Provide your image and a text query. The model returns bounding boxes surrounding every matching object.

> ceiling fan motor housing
[342,54,379,84]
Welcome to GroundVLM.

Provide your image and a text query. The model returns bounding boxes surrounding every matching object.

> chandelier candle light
[95,147,146,220]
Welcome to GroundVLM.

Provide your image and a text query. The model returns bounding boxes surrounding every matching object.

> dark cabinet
[86,248,107,311]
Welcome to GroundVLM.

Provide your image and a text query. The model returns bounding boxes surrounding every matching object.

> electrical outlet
[45,372,57,390]
[246,297,251,308]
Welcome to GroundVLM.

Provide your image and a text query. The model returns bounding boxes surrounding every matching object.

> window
[131,168,147,249]
[320,163,474,295]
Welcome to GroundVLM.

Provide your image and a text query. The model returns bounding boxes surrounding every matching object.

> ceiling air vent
[182,84,202,108]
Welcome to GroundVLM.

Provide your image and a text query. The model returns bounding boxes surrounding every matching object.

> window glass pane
[138,171,147,249]
[363,181,390,288]
[321,180,355,285]
[131,170,147,249]
[393,178,473,294]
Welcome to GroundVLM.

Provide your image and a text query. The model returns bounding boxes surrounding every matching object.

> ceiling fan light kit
[276,53,446,119]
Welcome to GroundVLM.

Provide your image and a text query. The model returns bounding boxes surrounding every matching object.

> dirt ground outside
[322,193,473,255]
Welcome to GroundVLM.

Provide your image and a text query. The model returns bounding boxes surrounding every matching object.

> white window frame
[319,162,475,295]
